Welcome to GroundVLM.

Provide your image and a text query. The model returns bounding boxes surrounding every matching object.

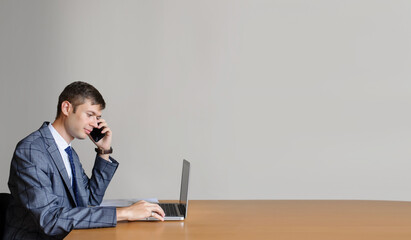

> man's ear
[61,101,72,117]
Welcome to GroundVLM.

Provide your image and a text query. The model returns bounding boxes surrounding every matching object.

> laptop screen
[179,160,190,208]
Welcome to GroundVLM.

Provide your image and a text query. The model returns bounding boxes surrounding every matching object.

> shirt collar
[48,123,72,150]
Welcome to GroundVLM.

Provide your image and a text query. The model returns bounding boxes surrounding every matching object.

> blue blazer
[4,122,119,239]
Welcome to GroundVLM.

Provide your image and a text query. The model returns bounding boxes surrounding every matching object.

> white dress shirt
[48,123,73,184]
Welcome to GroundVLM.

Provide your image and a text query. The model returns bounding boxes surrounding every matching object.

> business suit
[4,122,119,239]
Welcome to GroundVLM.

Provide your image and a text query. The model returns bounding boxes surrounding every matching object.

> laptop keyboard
[178,204,186,216]
[159,203,178,216]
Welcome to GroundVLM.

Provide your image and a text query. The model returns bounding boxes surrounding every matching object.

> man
[4,81,165,239]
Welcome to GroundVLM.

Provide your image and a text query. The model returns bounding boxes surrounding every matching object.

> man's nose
[90,118,99,128]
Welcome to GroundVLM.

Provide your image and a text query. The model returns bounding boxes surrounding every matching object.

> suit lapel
[39,122,78,207]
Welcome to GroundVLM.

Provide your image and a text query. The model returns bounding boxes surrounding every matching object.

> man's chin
[75,134,88,140]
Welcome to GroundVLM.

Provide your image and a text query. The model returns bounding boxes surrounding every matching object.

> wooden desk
[66,200,411,240]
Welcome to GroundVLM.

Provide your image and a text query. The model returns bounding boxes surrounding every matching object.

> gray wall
[1,0,411,200]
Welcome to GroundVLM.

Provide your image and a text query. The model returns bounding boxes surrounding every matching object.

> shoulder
[14,123,52,162]
[16,129,46,152]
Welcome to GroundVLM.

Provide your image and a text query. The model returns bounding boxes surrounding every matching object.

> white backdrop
[1,0,411,200]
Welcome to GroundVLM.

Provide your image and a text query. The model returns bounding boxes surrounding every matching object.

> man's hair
[56,81,106,119]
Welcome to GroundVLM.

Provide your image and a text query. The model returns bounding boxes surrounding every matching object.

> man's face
[65,99,102,140]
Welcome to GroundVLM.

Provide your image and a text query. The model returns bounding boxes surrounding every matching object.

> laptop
[146,159,190,221]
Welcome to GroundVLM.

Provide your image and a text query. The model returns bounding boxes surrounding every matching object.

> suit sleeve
[78,153,119,206]
[9,143,117,239]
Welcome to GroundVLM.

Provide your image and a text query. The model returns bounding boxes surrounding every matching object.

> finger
[97,121,107,129]
[151,212,164,221]
[101,127,111,134]
[152,204,165,217]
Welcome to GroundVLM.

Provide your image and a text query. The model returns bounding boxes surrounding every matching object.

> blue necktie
[65,146,80,206]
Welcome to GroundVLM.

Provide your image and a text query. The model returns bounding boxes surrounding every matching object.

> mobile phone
[90,126,105,142]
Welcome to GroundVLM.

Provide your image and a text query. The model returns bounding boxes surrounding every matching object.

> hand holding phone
[88,119,112,160]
